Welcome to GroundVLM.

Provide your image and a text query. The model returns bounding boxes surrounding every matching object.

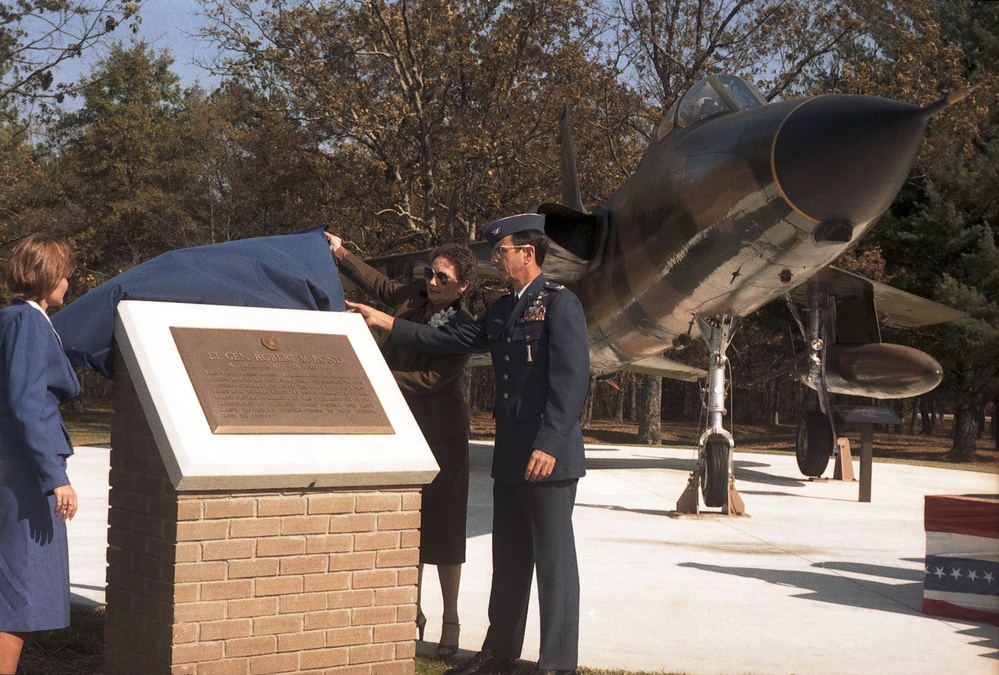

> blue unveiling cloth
[51,226,345,378]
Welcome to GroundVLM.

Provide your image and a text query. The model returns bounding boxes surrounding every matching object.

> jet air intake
[773,95,930,229]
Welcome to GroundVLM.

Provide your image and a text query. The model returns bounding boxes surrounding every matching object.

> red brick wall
[106,356,422,674]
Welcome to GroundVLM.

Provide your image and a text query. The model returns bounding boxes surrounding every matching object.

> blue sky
[133,0,220,88]
[54,0,221,91]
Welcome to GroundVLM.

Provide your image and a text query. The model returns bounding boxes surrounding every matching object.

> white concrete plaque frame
[114,300,439,491]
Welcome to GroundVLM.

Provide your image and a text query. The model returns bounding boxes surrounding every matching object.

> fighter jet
[361,74,966,513]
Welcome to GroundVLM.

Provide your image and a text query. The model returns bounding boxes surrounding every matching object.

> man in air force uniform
[348,213,590,675]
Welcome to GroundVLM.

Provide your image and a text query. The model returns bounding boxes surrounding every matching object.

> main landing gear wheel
[797,410,833,477]
[701,436,730,507]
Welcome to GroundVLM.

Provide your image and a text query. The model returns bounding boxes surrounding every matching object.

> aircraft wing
[788,266,964,329]
[350,240,503,291]
[350,214,599,291]
[621,355,706,381]
[342,249,439,290]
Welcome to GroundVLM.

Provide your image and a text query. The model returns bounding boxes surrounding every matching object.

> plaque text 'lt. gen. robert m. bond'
[170,327,394,435]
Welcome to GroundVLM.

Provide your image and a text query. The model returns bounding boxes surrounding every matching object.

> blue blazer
[392,274,590,483]
[0,300,80,492]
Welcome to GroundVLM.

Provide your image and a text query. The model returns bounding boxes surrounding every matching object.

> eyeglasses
[492,244,532,257]
[424,266,454,285]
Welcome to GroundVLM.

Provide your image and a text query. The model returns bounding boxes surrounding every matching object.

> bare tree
[197,0,628,249]
[0,0,138,121]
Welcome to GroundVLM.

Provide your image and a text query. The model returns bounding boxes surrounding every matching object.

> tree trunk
[614,373,625,422]
[919,397,934,435]
[993,393,998,453]
[948,403,978,461]
[637,374,662,445]
[975,402,986,439]
[628,375,638,422]
[767,379,779,426]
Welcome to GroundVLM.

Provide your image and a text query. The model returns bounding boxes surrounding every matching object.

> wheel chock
[675,472,700,514]
[724,476,745,515]
[833,437,855,481]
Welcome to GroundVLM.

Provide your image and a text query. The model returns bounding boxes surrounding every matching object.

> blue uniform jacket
[0,301,80,493]
[391,274,590,483]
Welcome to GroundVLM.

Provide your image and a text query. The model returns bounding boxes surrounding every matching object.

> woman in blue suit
[0,234,80,674]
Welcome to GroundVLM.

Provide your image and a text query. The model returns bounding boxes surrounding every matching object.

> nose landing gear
[676,315,745,515]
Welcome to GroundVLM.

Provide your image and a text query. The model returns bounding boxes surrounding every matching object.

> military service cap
[483,213,546,246]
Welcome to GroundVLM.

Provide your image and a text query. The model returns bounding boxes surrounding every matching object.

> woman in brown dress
[327,233,476,659]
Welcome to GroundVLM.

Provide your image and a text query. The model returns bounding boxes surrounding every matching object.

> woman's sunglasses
[424,266,453,285]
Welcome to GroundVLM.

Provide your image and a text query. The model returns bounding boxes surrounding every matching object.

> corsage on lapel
[429,307,457,327]
[517,292,547,323]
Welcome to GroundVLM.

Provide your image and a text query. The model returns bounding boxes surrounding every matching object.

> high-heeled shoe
[416,611,427,641]
[436,620,460,660]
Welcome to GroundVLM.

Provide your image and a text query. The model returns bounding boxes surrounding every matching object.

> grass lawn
[62,406,112,447]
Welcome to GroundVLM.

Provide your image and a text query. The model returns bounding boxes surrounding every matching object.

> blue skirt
[0,456,71,632]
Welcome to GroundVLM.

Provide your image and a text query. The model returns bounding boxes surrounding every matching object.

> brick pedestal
[105,361,422,674]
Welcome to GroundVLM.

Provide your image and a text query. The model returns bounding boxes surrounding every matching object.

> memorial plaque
[170,327,394,435]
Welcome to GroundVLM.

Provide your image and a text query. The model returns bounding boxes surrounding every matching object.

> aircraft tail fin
[559,105,585,212]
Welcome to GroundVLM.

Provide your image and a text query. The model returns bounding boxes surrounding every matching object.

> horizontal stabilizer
[788,266,964,328]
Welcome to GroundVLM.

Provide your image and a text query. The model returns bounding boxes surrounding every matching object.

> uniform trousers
[482,478,579,670]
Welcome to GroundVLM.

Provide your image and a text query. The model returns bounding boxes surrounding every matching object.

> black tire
[701,436,730,508]
[797,410,833,477]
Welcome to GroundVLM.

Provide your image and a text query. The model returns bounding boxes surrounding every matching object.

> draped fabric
[52,226,345,378]
[923,494,999,626]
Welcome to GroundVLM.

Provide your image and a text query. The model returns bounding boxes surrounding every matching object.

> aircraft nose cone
[774,95,930,228]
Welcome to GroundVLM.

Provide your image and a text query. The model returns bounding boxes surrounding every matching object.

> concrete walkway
[67,442,999,674]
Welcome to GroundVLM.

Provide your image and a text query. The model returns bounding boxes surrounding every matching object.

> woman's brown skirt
[419,433,469,565]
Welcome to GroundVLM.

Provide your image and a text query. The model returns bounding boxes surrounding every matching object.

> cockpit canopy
[656,74,767,140]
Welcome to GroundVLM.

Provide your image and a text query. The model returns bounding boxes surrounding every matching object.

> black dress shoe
[444,650,517,675]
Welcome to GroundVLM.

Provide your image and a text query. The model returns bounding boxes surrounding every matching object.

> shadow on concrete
[678,560,924,614]
[582,451,808,489]
[818,560,923,582]
[678,559,998,660]
[960,624,999,660]
[575,502,673,518]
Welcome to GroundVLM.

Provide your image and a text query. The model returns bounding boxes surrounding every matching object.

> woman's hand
[324,232,342,254]
[346,300,396,332]
[52,484,78,521]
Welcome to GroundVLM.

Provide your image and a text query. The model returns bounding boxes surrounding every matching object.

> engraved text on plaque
[170,327,394,435]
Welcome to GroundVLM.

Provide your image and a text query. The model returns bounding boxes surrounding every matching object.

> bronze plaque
[170,327,394,435]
